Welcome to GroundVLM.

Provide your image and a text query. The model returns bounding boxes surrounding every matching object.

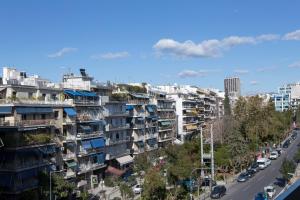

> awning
[16,107,53,114]
[116,155,134,166]
[105,166,125,176]
[64,108,77,117]
[64,90,82,97]
[78,91,98,97]
[65,160,77,168]
[81,140,92,150]
[0,106,12,114]
[90,138,105,148]
[126,105,134,110]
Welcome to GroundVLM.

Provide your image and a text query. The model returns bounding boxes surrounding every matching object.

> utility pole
[200,126,204,166]
[210,123,214,182]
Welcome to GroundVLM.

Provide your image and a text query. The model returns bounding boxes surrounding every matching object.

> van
[257,158,271,170]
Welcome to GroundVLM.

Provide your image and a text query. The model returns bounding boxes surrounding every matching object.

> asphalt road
[221,132,300,200]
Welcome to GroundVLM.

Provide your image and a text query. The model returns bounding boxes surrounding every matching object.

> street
[221,133,300,200]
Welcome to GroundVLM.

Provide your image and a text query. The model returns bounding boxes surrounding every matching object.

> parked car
[246,169,256,177]
[264,185,276,198]
[270,151,279,160]
[257,158,271,170]
[133,185,143,194]
[237,172,250,182]
[210,185,226,199]
[255,192,268,200]
[283,140,291,148]
[291,132,297,140]
[249,162,259,172]
[276,148,282,156]
[274,177,287,187]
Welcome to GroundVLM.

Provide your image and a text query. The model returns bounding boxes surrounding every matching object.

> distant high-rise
[224,77,241,97]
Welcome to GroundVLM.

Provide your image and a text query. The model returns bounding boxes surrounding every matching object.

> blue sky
[1,1,300,94]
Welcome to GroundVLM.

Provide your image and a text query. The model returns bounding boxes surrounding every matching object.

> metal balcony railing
[0,98,73,105]
[0,119,55,127]
[76,131,103,139]
[62,153,76,160]
[105,124,130,131]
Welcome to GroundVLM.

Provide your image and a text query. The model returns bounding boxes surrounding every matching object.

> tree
[119,182,134,200]
[142,168,166,200]
[294,148,300,163]
[280,159,296,180]
[224,93,231,116]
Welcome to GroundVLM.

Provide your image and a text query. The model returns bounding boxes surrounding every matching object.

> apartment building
[0,68,68,199]
[148,88,176,148]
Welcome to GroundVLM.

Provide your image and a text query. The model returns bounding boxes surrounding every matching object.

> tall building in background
[224,77,241,98]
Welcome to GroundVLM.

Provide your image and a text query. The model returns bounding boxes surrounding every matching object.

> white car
[133,184,143,194]
[264,185,276,198]
[270,151,278,160]
[257,158,271,169]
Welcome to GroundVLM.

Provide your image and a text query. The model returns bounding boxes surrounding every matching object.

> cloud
[153,33,279,58]
[234,69,249,74]
[250,80,259,85]
[48,47,77,58]
[289,61,300,68]
[91,51,130,60]
[283,29,300,40]
[178,70,207,78]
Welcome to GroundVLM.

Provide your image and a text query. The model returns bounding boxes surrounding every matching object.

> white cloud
[91,51,130,60]
[234,69,249,74]
[48,47,77,58]
[153,33,278,58]
[283,29,300,40]
[250,80,259,85]
[256,66,277,72]
[178,70,206,78]
[289,61,300,68]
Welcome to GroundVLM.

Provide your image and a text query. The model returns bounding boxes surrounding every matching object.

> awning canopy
[64,90,82,97]
[64,108,77,117]
[0,106,12,114]
[116,155,134,166]
[126,105,134,110]
[16,107,53,114]
[64,90,98,98]
[65,160,77,168]
[90,138,105,148]
[81,140,92,150]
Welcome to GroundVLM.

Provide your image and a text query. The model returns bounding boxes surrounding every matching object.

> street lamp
[49,170,63,200]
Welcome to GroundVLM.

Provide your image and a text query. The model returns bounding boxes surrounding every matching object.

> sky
[1,0,300,94]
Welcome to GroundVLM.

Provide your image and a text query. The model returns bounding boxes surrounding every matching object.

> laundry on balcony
[126,105,134,111]
[65,160,77,169]
[0,106,12,114]
[90,138,105,148]
[105,166,125,176]
[64,108,77,117]
[16,107,53,114]
[116,155,133,166]
[81,140,92,150]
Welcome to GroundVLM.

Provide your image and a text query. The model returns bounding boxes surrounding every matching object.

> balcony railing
[127,99,149,105]
[131,124,144,129]
[73,99,100,106]
[145,133,158,140]
[104,110,129,116]
[76,131,103,139]
[146,144,158,151]
[0,159,50,171]
[64,170,76,179]
[0,98,73,105]
[105,124,130,131]
[77,114,104,122]
[105,136,131,146]
[0,119,55,127]
[134,147,145,154]
[78,162,106,174]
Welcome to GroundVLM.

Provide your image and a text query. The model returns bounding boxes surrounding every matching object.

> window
[12,91,17,99]
[52,94,57,100]
[21,114,27,120]
[41,114,46,120]
[116,133,119,140]
[28,93,33,99]
[33,114,36,120]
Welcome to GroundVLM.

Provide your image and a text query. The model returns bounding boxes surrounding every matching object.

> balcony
[73,99,100,106]
[104,110,129,117]
[134,147,145,154]
[0,119,55,127]
[105,136,131,146]
[145,133,158,140]
[127,99,148,105]
[133,133,144,141]
[158,134,173,142]
[158,113,176,120]
[128,110,144,117]
[0,98,72,106]
[146,144,158,151]
[131,124,144,129]
[62,135,76,142]
[105,124,130,132]
[78,162,106,174]
[63,118,76,125]
[76,131,103,140]
[0,159,51,171]
[77,113,104,122]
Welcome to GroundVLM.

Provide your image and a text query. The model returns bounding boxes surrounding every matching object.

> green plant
[24,133,52,145]
[280,158,296,180]
[104,176,115,187]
